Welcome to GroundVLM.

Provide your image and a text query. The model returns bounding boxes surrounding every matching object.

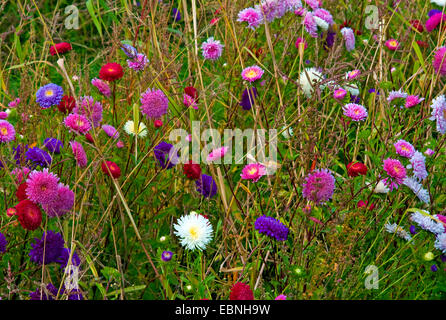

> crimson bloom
[15,199,42,231]
[184,86,198,102]
[99,63,124,81]
[57,96,76,114]
[229,282,254,300]
[409,20,424,33]
[183,161,202,180]
[16,182,28,201]
[347,161,368,177]
[101,161,121,179]
[49,42,72,56]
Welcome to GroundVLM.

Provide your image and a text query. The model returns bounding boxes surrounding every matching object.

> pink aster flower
[385,39,400,50]
[405,95,424,108]
[426,13,446,32]
[302,169,335,205]
[91,78,111,97]
[12,167,31,184]
[183,94,198,109]
[313,8,333,25]
[64,113,91,134]
[334,88,347,100]
[347,69,361,80]
[241,65,264,82]
[102,124,119,139]
[237,7,263,29]
[340,27,355,51]
[275,294,287,300]
[70,141,88,168]
[73,96,103,128]
[425,148,435,156]
[206,146,229,163]
[0,112,8,119]
[25,168,60,205]
[433,47,446,76]
[383,158,406,189]
[8,98,20,108]
[140,88,169,119]
[304,0,320,10]
[394,139,415,158]
[127,53,148,71]
[0,120,15,143]
[303,11,318,38]
[295,37,308,50]
[240,163,267,182]
[201,37,224,61]
[116,140,124,148]
[342,103,368,121]
[42,183,74,217]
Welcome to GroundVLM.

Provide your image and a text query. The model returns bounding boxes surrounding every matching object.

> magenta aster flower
[237,7,263,29]
[206,146,229,163]
[183,94,198,109]
[26,169,60,205]
[394,139,415,158]
[0,120,15,143]
[42,183,74,217]
[433,47,446,76]
[385,39,400,50]
[201,37,224,61]
[73,96,103,128]
[240,163,267,182]
[102,124,119,139]
[302,169,335,205]
[405,95,424,108]
[69,141,88,168]
[304,0,320,10]
[127,53,148,71]
[340,27,355,51]
[333,88,347,100]
[313,8,333,25]
[383,158,406,189]
[426,12,446,32]
[140,88,169,119]
[303,11,318,37]
[91,78,111,97]
[64,113,91,134]
[425,148,435,156]
[295,37,308,50]
[241,65,264,82]
[347,69,361,80]
[342,103,368,121]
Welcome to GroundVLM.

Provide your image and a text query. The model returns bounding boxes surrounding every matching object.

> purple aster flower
[0,120,15,143]
[29,283,59,300]
[303,11,318,37]
[387,89,408,103]
[240,87,258,110]
[13,144,28,165]
[102,124,119,139]
[429,95,446,134]
[25,147,52,168]
[302,169,335,204]
[254,215,289,241]
[237,7,264,29]
[154,141,177,169]
[172,7,181,22]
[36,83,64,109]
[201,37,224,61]
[410,151,428,180]
[429,9,442,17]
[340,27,355,51]
[161,250,173,262]
[304,0,320,10]
[431,264,438,272]
[120,44,138,58]
[140,88,169,119]
[43,138,63,154]
[325,30,336,48]
[127,53,148,71]
[409,225,417,235]
[91,78,111,97]
[56,248,81,269]
[0,232,7,253]
[73,96,103,128]
[195,174,217,198]
[25,168,60,205]
[29,230,65,265]
[42,183,75,217]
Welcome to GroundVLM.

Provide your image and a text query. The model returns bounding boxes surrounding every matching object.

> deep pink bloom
[334,88,347,100]
[383,158,406,188]
[70,141,88,168]
[237,7,263,29]
[91,78,111,97]
[183,94,198,109]
[295,37,308,50]
[25,169,60,205]
[405,95,424,108]
[394,139,415,158]
[385,39,400,50]
[0,120,15,143]
[241,65,264,82]
[347,69,361,80]
[64,113,91,134]
[426,13,446,32]
[433,47,446,76]
[116,140,124,148]
[240,163,267,182]
[342,103,368,121]
[0,112,8,119]
[42,183,74,217]
[302,169,335,204]
[275,294,287,300]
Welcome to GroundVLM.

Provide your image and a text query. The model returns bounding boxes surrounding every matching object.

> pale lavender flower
[410,151,428,181]
[403,176,430,204]
[410,210,445,235]
[340,27,355,51]
[387,89,408,102]
[127,53,148,71]
[429,95,446,134]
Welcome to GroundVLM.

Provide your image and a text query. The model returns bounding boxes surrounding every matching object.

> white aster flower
[434,233,446,254]
[410,210,445,235]
[124,120,147,138]
[403,176,430,204]
[173,212,213,251]
[372,180,390,194]
[298,67,325,98]
[384,222,413,242]
[431,0,446,7]
[314,16,329,31]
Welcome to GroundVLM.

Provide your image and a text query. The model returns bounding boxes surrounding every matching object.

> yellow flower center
[246,70,257,78]
[389,40,397,47]
[45,90,54,97]
[189,226,199,240]
[248,167,258,175]
[0,127,8,135]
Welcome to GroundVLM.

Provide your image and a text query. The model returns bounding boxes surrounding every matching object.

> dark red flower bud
[183,161,202,180]
[347,161,368,177]
[16,182,28,201]
[49,42,72,56]
[57,96,76,114]
[410,20,424,33]
[85,132,94,144]
[416,40,429,48]
[101,161,121,179]
[184,86,198,102]
[154,119,163,128]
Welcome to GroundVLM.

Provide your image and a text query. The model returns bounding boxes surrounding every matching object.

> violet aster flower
[25,147,52,168]
[42,183,75,217]
[195,174,217,198]
[36,83,64,109]
[237,7,264,29]
[127,53,148,71]
[429,95,446,134]
[429,9,442,17]
[409,225,417,235]
[302,169,335,204]
[172,7,181,21]
[29,230,65,265]
[342,103,368,121]
[325,30,336,48]
[410,151,428,180]
[201,37,224,61]
[394,139,415,158]
[154,141,177,169]
[91,78,111,97]
[43,138,63,154]
[140,88,169,119]
[25,168,59,205]
[56,248,80,269]
[29,283,59,300]
[340,27,355,51]
[14,144,28,165]
[73,96,103,128]
[0,232,7,253]
[69,141,88,168]
[240,87,258,110]
[161,250,173,262]
[0,120,15,143]
[102,124,119,139]
[254,215,289,241]
[120,44,138,58]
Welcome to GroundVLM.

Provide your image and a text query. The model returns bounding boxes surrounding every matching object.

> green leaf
[86,0,103,38]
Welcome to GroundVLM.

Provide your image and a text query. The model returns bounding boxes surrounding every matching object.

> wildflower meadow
[0,0,446,302]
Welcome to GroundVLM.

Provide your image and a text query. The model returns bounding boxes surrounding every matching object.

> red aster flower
[184,86,198,102]
[154,119,163,128]
[49,42,72,56]
[416,40,429,49]
[57,95,76,114]
[15,199,42,231]
[229,282,254,300]
[101,161,121,179]
[85,132,94,144]
[99,63,124,82]
[410,20,424,33]
[357,200,375,210]
[183,161,202,180]
[16,182,28,201]
[347,161,368,177]
[6,207,17,217]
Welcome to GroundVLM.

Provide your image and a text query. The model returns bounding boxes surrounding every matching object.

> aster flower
[405,95,424,108]
[101,161,121,179]
[206,146,229,163]
[325,30,336,48]
[433,47,446,76]
[340,27,355,51]
[56,248,80,270]
[429,94,446,134]
[410,151,428,180]
[42,183,75,217]
[43,138,63,154]
[49,42,72,56]
[425,148,435,156]
[313,8,333,25]
[183,94,198,109]
[298,67,325,98]
[196,174,217,198]
[36,84,64,109]
[387,89,408,103]
[120,44,138,58]
[333,88,347,100]
[373,179,390,194]
[172,7,181,21]
[127,53,148,71]
[0,120,15,143]
[403,176,430,204]
[302,169,335,204]
[394,139,415,158]
[99,62,124,81]
[124,120,147,137]
[346,69,361,80]
[343,103,368,121]
[173,212,213,251]
[229,282,254,300]
[29,230,65,265]
[201,37,224,61]
[241,65,264,82]
[12,167,31,183]
[140,88,169,119]
[0,232,7,253]
[57,95,76,114]
[275,294,287,300]
[0,111,8,119]
[426,12,446,32]
[254,215,289,241]
[183,161,202,180]
[383,158,406,189]
[16,182,28,201]
[154,141,177,169]
[347,161,367,177]
[435,233,446,254]
[69,141,88,168]
[295,37,308,50]
[16,199,42,231]
[161,250,173,262]
[303,11,318,37]
[410,210,445,235]
[237,7,264,29]
[384,222,413,242]
[73,96,103,128]
[8,98,20,108]
[25,147,52,168]
[314,16,328,31]
[29,283,59,300]
[240,163,267,182]
[91,78,111,97]
[385,39,400,50]
[26,168,59,205]
[64,113,91,134]
[240,87,258,110]
[102,124,119,139]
